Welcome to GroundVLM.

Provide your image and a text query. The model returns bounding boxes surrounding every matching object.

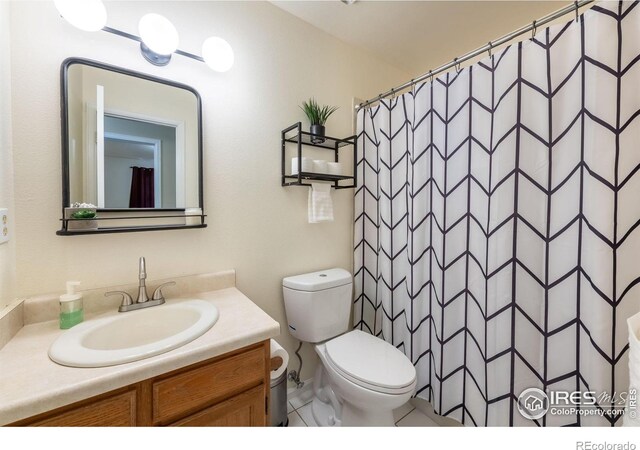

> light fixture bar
[102,25,138,42]
[175,49,204,63]
[102,26,204,63]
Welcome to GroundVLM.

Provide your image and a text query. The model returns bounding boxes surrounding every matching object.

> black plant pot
[310,124,326,144]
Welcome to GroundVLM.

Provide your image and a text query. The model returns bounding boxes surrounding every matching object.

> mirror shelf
[57,224,207,236]
[57,212,207,236]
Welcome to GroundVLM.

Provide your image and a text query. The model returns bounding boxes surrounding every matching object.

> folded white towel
[308,182,334,223]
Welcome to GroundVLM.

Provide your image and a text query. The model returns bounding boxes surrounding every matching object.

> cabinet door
[170,385,266,427]
[152,346,265,424]
[27,390,137,427]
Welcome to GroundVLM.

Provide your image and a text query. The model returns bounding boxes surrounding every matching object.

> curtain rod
[355,0,594,111]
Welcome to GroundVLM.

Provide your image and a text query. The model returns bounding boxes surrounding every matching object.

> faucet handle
[152,281,176,301]
[105,291,134,310]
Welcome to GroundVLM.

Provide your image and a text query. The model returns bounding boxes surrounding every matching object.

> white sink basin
[48,299,219,368]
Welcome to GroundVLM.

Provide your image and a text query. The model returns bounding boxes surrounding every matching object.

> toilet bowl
[283,269,417,427]
[313,330,416,426]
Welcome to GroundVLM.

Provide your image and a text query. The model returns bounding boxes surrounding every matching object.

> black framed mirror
[58,58,205,235]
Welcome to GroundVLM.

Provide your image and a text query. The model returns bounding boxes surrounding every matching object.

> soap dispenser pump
[59,281,83,329]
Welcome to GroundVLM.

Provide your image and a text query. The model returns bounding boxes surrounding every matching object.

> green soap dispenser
[59,281,83,329]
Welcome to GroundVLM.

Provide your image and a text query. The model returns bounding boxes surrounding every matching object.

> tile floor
[286,394,439,427]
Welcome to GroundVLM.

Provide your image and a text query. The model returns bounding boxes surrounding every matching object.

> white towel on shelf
[308,182,333,223]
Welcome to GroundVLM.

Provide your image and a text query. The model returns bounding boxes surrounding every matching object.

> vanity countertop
[0,287,280,425]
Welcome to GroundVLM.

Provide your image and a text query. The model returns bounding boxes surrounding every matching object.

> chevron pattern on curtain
[353,0,640,426]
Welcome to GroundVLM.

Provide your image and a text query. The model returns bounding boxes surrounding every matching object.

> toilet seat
[324,330,416,395]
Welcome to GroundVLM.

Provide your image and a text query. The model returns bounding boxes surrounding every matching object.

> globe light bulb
[138,13,179,56]
[202,36,234,72]
[54,0,107,32]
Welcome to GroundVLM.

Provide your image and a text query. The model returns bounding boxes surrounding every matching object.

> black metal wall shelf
[284,132,352,150]
[57,213,207,236]
[281,122,357,189]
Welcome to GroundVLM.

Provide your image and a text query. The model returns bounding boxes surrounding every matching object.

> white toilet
[283,268,417,427]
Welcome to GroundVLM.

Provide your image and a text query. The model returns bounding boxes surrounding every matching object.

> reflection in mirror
[104,116,178,208]
[60,58,204,235]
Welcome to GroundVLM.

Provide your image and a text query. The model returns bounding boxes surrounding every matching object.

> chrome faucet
[137,256,150,304]
[105,257,176,313]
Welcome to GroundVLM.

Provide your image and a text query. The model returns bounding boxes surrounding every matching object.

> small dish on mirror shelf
[65,203,98,231]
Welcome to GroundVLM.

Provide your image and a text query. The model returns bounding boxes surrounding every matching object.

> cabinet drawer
[152,346,265,424]
[29,390,136,427]
[170,385,266,427]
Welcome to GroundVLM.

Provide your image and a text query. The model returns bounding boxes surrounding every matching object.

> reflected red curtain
[129,167,154,208]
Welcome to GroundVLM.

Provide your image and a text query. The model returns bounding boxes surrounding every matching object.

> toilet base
[311,396,337,426]
[310,361,399,427]
[311,364,342,426]
[310,387,395,426]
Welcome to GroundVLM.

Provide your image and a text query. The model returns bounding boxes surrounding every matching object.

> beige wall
[0,2,16,311]
[7,1,408,380]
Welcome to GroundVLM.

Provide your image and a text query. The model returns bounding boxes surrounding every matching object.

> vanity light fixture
[53,0,107,32]
[138,13,179,66]
[54,1,234,72]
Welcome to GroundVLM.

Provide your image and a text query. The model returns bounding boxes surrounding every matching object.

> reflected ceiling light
[54,0,107,32]
[138,13,179,66]
[202,36,234,72]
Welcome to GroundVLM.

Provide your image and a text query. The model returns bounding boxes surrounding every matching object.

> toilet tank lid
[283,268,352,292]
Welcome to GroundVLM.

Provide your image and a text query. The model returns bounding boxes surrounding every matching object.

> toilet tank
[283,268,352,343]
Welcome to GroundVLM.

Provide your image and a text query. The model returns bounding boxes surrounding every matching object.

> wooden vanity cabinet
[150,343,268,426]
[12,341,270,427]
[21,389,138,427]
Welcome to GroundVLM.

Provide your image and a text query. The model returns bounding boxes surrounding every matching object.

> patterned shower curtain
[354,1,640,426]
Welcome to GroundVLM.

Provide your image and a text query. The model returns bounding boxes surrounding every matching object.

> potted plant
[300,98,338,144]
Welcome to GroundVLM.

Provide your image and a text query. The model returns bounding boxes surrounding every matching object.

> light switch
[0,208,8,244]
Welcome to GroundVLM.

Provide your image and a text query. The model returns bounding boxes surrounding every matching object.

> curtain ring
[532,20,537,39]
[390,88,396,100]
[410,79,416,96]
[454,57,461,73]
[487,41,493,58]
[429,70,433,84]
[574,1,579,22]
